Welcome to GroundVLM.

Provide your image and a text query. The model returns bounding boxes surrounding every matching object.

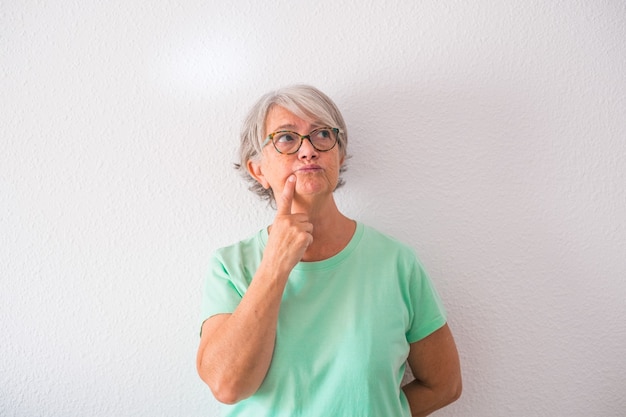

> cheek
[333,154,344,173]
[326,157,343,186]
[261,159,290,189]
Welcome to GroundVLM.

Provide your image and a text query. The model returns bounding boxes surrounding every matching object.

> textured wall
[2,1,625,416]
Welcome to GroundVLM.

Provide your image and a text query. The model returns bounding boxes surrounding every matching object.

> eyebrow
[273,124,299,131]
[270,122,325,133]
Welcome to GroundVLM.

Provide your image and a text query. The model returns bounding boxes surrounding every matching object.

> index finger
[276,175,296,215]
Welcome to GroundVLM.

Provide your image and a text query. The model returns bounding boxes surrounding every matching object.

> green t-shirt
[201,222,447,417]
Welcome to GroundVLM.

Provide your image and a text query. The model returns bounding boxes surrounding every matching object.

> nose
[297,137,319,160]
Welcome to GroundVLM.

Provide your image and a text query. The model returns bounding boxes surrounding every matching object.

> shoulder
[359,223,416,259]
[205,229,267,288]
[214,228,265,255]
[211,228,267,267]
[353,223,426,277]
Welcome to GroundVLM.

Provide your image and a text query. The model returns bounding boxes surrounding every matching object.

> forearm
[197,263,289,403]
[403,379,461,417]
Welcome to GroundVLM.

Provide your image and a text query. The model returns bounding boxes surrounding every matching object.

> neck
[292,194,340,230]
[290,194,356,262]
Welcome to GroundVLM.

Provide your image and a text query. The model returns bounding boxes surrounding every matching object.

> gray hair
[234,84,349,205]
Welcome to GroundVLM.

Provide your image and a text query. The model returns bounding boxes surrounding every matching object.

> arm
[195,264,286,404]
[403,323,462,416]
[196,175,312,404]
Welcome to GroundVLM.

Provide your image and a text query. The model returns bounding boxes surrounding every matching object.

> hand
[263,175,313,275]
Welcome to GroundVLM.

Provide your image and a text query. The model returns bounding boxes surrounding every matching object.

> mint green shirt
[201,222,447,417]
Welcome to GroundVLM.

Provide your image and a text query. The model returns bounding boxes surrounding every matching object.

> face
[247,105,344,203]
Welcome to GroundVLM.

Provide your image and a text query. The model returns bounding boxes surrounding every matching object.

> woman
[197,85,461,416]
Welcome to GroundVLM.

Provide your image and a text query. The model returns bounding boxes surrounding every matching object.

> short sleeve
[405,256,447,343]
[199,252,243,331]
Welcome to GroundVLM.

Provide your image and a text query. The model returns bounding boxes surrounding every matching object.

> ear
[247,159,270,189]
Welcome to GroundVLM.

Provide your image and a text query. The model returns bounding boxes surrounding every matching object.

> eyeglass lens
[272,128,337,154]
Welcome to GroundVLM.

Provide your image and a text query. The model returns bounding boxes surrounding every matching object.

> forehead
[265,105,320,134]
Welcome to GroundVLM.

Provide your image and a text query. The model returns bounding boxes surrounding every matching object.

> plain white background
[2,1,625,416]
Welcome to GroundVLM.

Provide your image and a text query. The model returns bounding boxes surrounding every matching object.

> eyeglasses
[262,127,340,155]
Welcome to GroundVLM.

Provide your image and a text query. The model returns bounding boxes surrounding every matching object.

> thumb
[276,175,296,215]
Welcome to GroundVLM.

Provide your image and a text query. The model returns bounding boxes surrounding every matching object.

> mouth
[296,165,323,173]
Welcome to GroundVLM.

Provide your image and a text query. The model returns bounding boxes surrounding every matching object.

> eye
[274,131,298,143]
[312,128,333,140]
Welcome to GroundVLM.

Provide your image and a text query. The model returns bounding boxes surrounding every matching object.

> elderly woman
[197,85,461,416]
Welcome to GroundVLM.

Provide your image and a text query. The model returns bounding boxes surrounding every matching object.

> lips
[296,165,322,173]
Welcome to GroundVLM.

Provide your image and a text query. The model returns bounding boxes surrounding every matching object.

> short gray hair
[235,84,349,205]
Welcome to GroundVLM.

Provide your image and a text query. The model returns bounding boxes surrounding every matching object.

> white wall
[2,1,625,416]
